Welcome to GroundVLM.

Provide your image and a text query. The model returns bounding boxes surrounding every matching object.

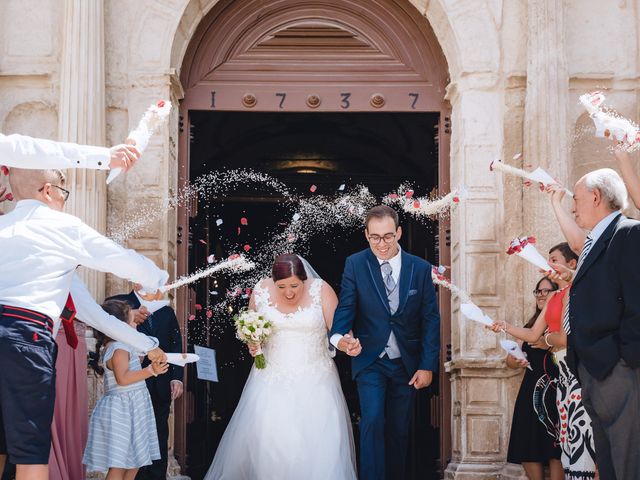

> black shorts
[0,305,57,465]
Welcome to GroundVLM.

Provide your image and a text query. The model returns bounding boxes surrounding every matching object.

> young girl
[83,300,168,480]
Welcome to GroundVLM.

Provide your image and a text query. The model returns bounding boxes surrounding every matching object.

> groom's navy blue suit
[331,248,440,480]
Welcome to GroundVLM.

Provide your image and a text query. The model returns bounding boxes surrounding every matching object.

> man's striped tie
[563,236,594,335]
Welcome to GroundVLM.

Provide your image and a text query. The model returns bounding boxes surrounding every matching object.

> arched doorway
[176,0,452,476]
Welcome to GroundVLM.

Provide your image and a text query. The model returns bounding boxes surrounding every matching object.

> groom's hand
[337,334,362,357]
[409,370,433,390]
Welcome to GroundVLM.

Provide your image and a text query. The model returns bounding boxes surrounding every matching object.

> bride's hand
[338,334,362,357]
[248,342,260,357]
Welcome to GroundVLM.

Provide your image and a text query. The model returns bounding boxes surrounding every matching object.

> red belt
[0,305,54,333]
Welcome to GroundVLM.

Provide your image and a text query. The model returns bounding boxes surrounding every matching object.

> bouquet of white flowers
[234,308,272,369]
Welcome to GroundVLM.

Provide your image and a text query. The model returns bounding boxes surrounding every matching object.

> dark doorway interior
[184,111,442,479]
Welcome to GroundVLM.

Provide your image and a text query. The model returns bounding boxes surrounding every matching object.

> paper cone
[460,303,494,327]
[517,243,552,271]
[166,353,200,367]
[500,339,532,370]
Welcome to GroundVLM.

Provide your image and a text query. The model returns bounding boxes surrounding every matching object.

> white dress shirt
[331,248,402,359]
[587,211,620,244]
[0,133,110,170]
[0,200,168,327]
[70,274,159,353]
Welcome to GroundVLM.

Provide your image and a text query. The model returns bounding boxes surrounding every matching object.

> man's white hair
[582,168,628,211]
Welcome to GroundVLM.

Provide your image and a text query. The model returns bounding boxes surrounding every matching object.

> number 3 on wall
[340,93,351,109]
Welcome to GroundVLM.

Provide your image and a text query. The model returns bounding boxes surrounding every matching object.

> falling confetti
[431,266,472,304]
[216,219,223,226]
[159,255,256,292]
[207,254,215,263]
[385,185,466,220]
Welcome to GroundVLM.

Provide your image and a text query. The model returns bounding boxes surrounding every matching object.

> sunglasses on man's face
[38,184,70,202]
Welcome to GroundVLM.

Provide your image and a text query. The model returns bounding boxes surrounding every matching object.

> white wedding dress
[204,278,357,480]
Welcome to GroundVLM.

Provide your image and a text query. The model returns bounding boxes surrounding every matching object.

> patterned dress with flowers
[547,288,596,479]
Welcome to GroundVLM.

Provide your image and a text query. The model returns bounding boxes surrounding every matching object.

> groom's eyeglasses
[367,233,396,244]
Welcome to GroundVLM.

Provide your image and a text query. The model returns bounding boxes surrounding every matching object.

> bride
[204,253,358,479]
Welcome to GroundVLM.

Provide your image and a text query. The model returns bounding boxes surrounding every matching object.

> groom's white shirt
[330,248,402,359]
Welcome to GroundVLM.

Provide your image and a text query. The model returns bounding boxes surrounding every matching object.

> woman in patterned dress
[492,243,597,479]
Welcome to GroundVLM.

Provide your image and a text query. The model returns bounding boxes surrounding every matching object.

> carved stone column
[58,0,107,300]
[523,0,569,287]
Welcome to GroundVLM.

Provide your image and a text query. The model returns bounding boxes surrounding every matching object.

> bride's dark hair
[272,254,308,282]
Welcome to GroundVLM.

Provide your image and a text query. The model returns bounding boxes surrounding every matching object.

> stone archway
[176,0,453,474]
[123,0,512,476]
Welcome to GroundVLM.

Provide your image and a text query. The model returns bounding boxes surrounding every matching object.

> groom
[330,205,441,480]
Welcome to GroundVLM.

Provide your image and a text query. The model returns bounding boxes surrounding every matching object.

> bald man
[0,133,140,172]
[0,168,168,480]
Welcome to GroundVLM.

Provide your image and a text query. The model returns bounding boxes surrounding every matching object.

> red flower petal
[310,185,317,193]
[1,166,9,176]
[199,239,207,245]
[453,197,460,203]
[188,314,196,321]
[228,253,240,260]
[237,227,241,235]
[206,310,213,319]
[240,217,248,225]
[195,304,202,310]
[413,200,420,209]
[157,100,166,108]
[246,288,252,295]
[5,193,13,201]
[243,244,251,252]
[405,190,414,198]
[389,193,398,199]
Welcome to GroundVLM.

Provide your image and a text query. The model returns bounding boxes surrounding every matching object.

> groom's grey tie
[380,261,401,359]
[381,261,399,313]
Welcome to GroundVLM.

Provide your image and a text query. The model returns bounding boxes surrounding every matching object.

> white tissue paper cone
[165,353,199,367]
[460,303,494,327]
[106,100,172,184]
[500,339,532,370]
[516,243,552,272]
